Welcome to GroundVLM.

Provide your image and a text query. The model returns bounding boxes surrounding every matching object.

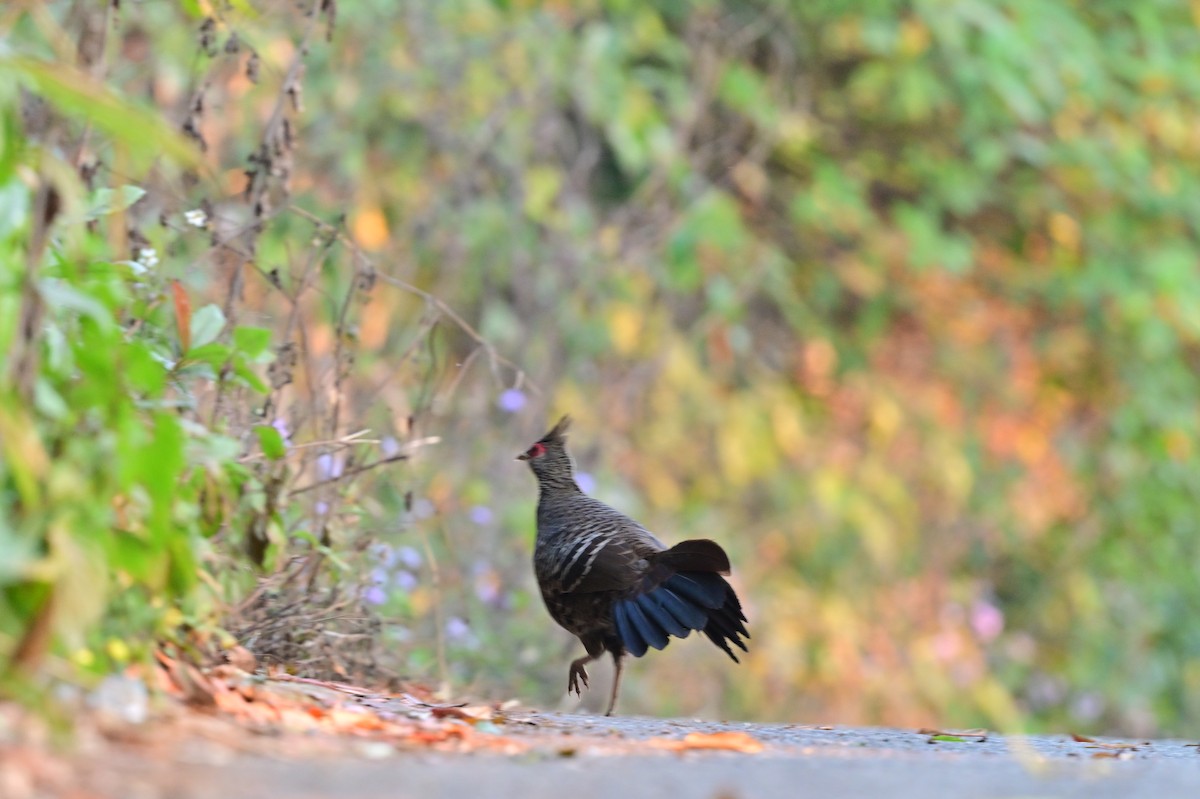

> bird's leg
[568,653,596,696]
[604,651,624,717]
[568,636,606,698]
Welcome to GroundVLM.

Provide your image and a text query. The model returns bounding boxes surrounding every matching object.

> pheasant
[517,416,748,715]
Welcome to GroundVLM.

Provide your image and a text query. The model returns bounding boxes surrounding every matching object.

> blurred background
[4,0,1200,737]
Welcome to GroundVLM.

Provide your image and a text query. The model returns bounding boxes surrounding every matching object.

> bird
[517,415,748,716]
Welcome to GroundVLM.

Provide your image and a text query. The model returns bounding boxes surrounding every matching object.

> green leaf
[38,278,114,326]
[4,57,201,171]
[33,378,69,421]
[255,424,287,460]
[233,359,269,393]
[0,179,29,237]
[930,735,965,743]
[186,342,232,367]
[86,185,146,221]
[232,326,273,359]
[125,341,168,396]
[189,304,226,350]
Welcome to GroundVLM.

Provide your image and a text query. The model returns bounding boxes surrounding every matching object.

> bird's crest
[538,415,571,444]
[517,415,572,461]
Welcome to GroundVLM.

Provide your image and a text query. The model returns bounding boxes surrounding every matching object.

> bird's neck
[536,474,582,494]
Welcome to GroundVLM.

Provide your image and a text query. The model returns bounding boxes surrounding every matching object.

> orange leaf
[650,731,764,753]
[352,205,389,251]
[430,705,494,723]
[171,280,191,352]
[683,731,764,753]
[1071,733,1096,743]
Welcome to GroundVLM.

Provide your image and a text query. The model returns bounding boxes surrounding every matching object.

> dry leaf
[223,646,257,673]
[918,727,988,742]
[650,731,764,753]
[1071,733,1096,743]
[1087,742,1142,751]
[430,705,493,723]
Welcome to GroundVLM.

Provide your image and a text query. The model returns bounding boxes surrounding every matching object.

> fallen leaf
[650,731,764,753]
[919,727,988,742]
[430,705,494,723]
[1071,733,1096,743]
[157,655,217,707]
[1086,742,1142,751]
[223,646,257,673]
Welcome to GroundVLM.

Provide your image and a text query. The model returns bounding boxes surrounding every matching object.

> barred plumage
[518,415,749,715]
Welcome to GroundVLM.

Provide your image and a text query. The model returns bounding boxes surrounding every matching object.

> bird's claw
[568,662,590,696]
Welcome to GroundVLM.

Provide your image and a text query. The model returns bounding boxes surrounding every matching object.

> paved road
[86,712,1200,799]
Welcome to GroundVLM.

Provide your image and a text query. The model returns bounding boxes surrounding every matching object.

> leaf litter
[149,650,770,758]
[1069,733,1147,759]
[918,728,988,743]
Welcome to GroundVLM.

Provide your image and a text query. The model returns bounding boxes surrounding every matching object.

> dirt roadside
[4,669,1200,799]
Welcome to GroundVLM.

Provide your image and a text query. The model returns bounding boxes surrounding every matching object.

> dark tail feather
[653,586,708,631]
[614,571,749,661]
[652,539,732,574]
[666,571,728,608]
[613,602,647,657]
[639,590,691,638]
[624,600,668,652]
[703,603,751,662]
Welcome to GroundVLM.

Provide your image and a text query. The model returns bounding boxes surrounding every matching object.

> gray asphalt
[86,712,1200,799]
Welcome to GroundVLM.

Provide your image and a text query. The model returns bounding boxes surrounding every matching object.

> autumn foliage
[3,1,1200,737]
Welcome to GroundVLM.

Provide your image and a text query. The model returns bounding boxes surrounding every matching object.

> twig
[289,452,413,495]
[286,203,534,393]
[238,428,373,463]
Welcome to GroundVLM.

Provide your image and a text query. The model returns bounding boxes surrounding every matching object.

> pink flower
[971,600,1004,642]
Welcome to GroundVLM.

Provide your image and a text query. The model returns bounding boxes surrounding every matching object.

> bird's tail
[612,539,750,661]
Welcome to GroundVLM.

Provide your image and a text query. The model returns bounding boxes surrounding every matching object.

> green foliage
[0,170,220,675]
[311,0,1200,734]
[7,0,1200,738]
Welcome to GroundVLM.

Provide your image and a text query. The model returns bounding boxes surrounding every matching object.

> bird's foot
[567,660,590,696]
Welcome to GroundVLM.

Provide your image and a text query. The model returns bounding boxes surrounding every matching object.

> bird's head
[517,415,575,483]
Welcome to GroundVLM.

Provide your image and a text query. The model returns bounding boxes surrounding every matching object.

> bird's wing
[556,501,664,594]
[613,538,749,661]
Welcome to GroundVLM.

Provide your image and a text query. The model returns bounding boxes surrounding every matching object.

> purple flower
[315,453,344,480]
[473,562,502,606]
[394,570,418,592]
[397,546,422,570]
[575,471,596,494]
[445,616,479,649]
[1071,692,1104,722]
[315,501,330,516]
[271,418,292,445]
[380,436,401,458]
[412,498,435,519]
[373,543,397,568]
[497,388,527,413]
[971,600,1004,642]
[469,505,494,525]
[445,616,471,641]
[362,586,387,605]
[316,453,334,479]
[370,567,390,586]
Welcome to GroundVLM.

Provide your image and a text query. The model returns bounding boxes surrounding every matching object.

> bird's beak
[516,452,530,461]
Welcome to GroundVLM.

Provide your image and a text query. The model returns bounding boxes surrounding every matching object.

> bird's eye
[527,442,547,459]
